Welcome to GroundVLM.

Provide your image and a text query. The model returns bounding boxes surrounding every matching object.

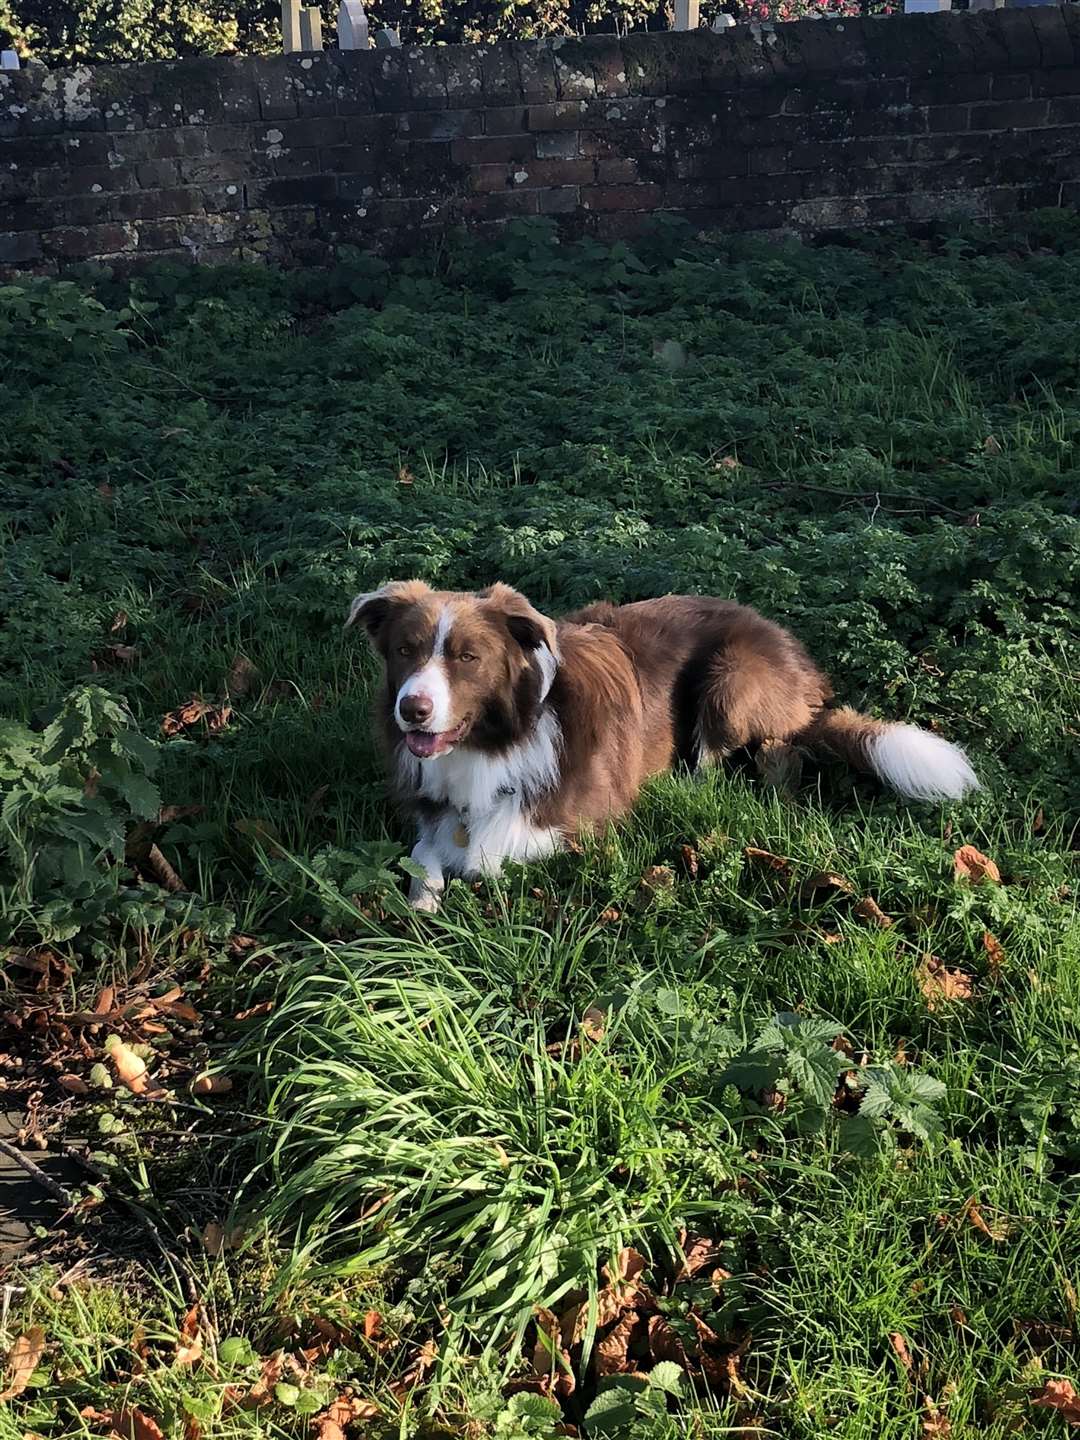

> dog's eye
[459,652,478,664]
[397,645,413,658]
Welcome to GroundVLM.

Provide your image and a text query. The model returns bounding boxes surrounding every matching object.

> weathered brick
[971,99,1050,131]
[595,157,637,184]
[62,194,114,226]
[249,175,337,207]
[748,145,788,175]
[42,223,136,258]
[580,182,662,212]
[535,130,580,159]
[1048,96,1080,126]
[539,186,580,213]
[457,189,539,220]
[514,41,559,103]
[452,135,534,165]
[926,104,970,134]
[398,109,481,140]
[469,157,594,192]
[910,73,990,107]
[992,73,1032,103]
[0,230,43,263]
[1031,66,1080,98]
[135,160,183,188]
[526,101,588,132]
[321,144,379,175]
[484,106,528,136]
[405,46,448,111]
[113,187,205,220]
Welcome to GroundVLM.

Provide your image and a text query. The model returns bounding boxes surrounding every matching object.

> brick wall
[4,8,1080,273]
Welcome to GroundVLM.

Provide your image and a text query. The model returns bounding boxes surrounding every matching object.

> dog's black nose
[399,693,433,725]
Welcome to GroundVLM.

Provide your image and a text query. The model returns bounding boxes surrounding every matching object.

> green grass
[1,212,1078,1440]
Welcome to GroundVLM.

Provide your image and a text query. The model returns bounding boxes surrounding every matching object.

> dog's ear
[344,581,429,643]
[482,583,559,659]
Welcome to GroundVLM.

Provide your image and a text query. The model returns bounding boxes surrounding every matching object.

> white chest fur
[400,710,564,907]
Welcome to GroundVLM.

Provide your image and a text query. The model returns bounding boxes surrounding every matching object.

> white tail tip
[868,724,980,802]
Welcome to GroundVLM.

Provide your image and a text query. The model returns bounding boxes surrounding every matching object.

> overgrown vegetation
[0,0,862,66]
[0,214,1078,1439]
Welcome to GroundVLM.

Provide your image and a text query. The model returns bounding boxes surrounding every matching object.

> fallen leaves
[175,1305,203,1368]
[800,869,854,899]
[1031,1378,1080,1425]
[953,846,1001,885]
[80,1410,165,1440]
[982,931,1006,982]
[192,1072,233,1096]
[890,1332,914,1377]
[854,896,893,928]
[962,1197,1009,1243]
[0,1327,46,1401]
[918,957,974,1011]
[226,654,258,699]
[161,698,232,738]
[743,847,792,877]
[314,1394,380,1440]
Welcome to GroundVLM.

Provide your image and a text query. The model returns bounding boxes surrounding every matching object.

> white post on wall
[299,4,323,49]
[281,0,302,52]
[337,0,370,49]
[673,0,700,28]
[902,0,950,12]
[0,49,20,69]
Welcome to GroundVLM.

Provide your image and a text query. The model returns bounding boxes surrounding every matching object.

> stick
[0,1135,75,1208]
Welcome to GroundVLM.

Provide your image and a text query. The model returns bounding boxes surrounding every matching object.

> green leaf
[648,1360,685,1396]
[838,1113,880,1159]
[218,1337,257,1368]
[584,1384,638,1436]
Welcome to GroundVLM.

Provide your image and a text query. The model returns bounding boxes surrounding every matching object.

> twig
[61,1145,198,1304]
[763,480,971,518]
[0,1135,75,1209]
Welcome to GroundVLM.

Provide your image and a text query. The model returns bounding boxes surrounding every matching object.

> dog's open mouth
[404,720,469,759]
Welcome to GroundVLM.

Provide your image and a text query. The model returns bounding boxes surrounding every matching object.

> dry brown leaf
[94,985,116,1015]
[581,1006,606,1043]
[315,1394,380,1440]
[639,865,675,893]
[595,1310,638,1377]
[680,844,700,879]
[854,896,893,928]
[234,1001,274,1022]
[108,1038,150,1095]
[948,1305,968,1330]
[801,870,854,899]
[533,1307,575,1398]
[922,1409,952,1437]
[0,1327,46,1401]
[890,1332,914,1375]
[183,1416,200,1440]
[192,1073,233,1096]
[918,957,974,1011]
[676,1233,723,1281]
[226,654,258,699]
[152,997,201,1024]
[598,907,621,924]
[200,1222,225,1256]
[143,843,186,894]
[1031,1378,1080,1424]
[982,932,1006,982]
[175,1305,202,1368]
[743,846,792,877]
[58,1073,90,1094]
[362,1311,381,1341]
[88,1409,166,1440]
[953,846,1001,886]
[110,610,129,633]
[243,1352,284,1409]
[647,1313,689,1366]
[962,1197,1008,1243]
[161,698,232,739]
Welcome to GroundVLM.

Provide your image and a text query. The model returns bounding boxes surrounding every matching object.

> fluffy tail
[806,706,980,802]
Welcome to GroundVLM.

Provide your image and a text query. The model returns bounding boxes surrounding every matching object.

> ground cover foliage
[0,212,1078,1440]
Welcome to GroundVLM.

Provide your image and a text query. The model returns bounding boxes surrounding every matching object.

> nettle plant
[0,685,160,943]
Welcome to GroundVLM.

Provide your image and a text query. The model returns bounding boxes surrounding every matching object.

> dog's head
[346,580,559,759]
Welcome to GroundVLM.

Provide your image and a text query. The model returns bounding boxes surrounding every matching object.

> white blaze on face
[395,604,454,732]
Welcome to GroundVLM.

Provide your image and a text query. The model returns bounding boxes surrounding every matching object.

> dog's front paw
[409,887,442,915]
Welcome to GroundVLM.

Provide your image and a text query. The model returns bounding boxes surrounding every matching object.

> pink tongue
[406,731,444,758]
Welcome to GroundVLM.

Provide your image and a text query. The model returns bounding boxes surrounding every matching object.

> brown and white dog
[346,581,979,912]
